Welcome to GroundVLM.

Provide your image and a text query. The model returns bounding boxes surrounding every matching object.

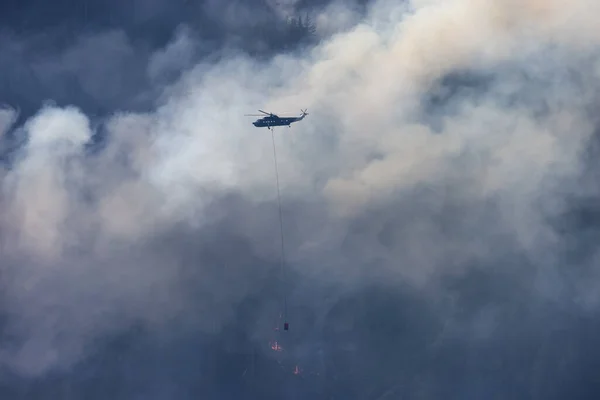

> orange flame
[270,341,283,352]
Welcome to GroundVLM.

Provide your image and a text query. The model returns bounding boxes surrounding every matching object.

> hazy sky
[2,0,600,399]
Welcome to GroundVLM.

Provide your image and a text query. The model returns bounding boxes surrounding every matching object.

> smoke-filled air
[2,0,600,398]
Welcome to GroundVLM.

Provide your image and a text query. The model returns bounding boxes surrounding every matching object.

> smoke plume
[2,0,600,398]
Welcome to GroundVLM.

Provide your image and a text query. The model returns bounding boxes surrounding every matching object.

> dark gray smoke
[2,0,600,399]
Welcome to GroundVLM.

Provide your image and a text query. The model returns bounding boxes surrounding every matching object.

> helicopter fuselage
[253,116,303,127]
[247,109,308,128]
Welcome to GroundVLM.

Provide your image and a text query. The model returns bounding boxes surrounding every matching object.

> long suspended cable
[270,127,288,329]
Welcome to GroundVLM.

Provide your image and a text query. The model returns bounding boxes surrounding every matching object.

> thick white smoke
[1,0,600,378]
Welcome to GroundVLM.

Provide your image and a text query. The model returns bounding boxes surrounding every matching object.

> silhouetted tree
[285,13,318,46]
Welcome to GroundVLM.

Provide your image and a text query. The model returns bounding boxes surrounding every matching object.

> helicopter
[245,109,308,129]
